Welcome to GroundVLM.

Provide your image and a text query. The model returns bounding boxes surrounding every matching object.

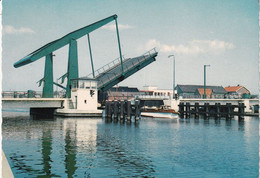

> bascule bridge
[13,14,158,100]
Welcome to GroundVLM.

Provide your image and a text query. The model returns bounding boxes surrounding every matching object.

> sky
[2,0,259,94]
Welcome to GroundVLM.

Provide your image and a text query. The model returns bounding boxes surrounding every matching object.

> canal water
[2,111,259,177]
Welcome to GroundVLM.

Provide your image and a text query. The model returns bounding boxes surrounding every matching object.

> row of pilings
[105,100,141,122]
[179,102,245,119]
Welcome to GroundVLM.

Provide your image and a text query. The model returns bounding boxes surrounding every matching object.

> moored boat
[141,105,179,119]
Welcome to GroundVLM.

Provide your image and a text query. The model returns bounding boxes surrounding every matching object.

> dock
[104,100,140,122]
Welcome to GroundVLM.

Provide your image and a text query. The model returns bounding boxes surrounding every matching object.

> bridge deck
[88,48,158,92]
[2,98,65,109]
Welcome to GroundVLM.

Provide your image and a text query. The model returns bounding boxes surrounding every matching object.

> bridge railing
[96,48,157,87]
[135,94,170,100]
[2,91,65,98]
[86,55,126,78]
[87,48,157,80]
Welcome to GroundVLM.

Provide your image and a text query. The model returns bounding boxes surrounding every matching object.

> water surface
[2,111,259,177]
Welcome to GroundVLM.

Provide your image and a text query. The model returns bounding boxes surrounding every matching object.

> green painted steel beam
[98,53,157,92]
[87,34,95,78]
[66,39,79,98]
[115,18,124,74]
[14,14,117,68]
[53,82,66,90]
[42,53,54,98]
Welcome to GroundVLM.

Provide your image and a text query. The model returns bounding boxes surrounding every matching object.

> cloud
[3,25,35,34]
[102,24,134,31]
[142,39,234,55]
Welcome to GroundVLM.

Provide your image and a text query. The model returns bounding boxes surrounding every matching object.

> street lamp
[168,55,175,99]
[204,64,210,99]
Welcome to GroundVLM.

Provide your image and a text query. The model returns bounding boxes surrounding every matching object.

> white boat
[141,105,179,119]
[141,112,178,119]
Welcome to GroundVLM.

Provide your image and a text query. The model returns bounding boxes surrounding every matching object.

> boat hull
[141,112,178,119]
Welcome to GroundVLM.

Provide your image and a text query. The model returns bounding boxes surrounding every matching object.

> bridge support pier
[66,39,79,98]
[30,108,56,118]
[43,53,54,98]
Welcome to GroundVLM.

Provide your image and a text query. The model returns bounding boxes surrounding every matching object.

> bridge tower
[14,15,124,98]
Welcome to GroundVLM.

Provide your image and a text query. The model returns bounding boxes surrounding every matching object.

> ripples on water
[2,111,259,177]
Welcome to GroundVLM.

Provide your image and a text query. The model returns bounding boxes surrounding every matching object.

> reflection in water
[99,118,155,176]
[97,132,155,177]
[194,119,200,125]
[9,153,39,175]
[214,119,221,126]
[64,127,77,178]
[203,119,210,126]
[2,114,259,177]
[61,118,102,177]
[225,119,232,130]
[41,128,52,177]
[238,119,245,131]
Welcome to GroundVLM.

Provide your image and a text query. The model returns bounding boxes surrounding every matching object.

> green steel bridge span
[13,14,158,99]
[88,48,157,92]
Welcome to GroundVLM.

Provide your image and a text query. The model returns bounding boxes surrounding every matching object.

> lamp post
[168,55,175,99]
[204,64,210,99]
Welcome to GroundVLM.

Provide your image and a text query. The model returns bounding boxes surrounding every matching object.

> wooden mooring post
[127,100,131,122]
[185,102,191,118]
[120,100,125,121]
[215,103,220,118]
[226,103,233,119]
[178,102,245,119]
[238,103,245,119]
[179,102,185,118]
[105,100,140,122]
[204,103,210,118]
[113,100,119,122]
[194,102,199,118]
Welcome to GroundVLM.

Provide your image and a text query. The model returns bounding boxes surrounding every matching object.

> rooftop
[224,86,243,92]
[197,88,212,95]
[177,85,226,94]
[110,86,139,92]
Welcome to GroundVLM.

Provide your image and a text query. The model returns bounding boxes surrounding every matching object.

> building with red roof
[224,85,250,98]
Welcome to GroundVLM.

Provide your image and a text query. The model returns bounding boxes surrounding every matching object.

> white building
[55,77,102,117]
[142,86,175,98]
[70,77,98,110]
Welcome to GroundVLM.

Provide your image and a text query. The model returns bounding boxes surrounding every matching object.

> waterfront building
[195,88,213,99]
[141,86,174,98]
[106,86,140,100]
[175,85,226,99]
[224,85,251,99]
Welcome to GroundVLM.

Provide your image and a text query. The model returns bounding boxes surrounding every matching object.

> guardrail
[96,48,157,87]
[87,48,157,79]
[87,55,126,78]
[135,95,170,100]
